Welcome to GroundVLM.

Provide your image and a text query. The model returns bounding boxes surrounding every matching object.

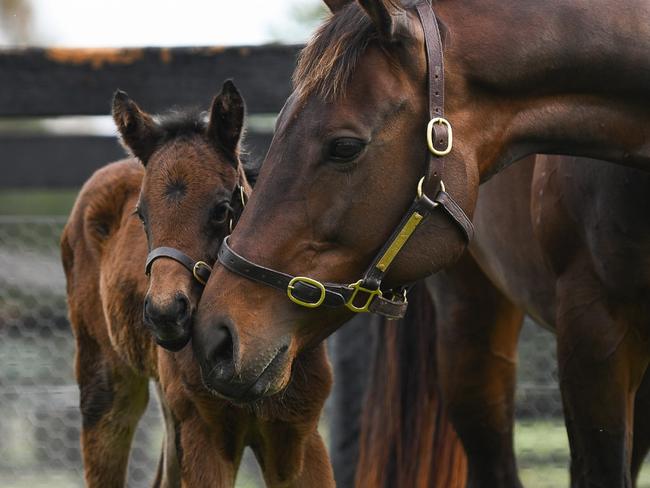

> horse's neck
[441,0,650,177]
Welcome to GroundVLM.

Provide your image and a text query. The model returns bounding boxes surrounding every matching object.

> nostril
[209,326,234,368]
[175,294,190,323]
[144,295,154,321]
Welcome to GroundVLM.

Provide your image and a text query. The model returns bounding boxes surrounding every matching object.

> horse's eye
[211,201,232,225]
[135,207,146,226]
[328,138,365,162]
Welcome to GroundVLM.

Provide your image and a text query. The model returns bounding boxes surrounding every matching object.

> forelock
[293,3,378,102]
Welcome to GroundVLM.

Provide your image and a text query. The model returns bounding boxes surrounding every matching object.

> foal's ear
[357,0,409,41]
[207,80,245,158]
[112,91,160,165]
[323,0,352,13]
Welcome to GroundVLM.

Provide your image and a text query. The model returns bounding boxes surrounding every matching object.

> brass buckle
[192,261,212,286]
[417,177,445,201]
[426,117,453,156]
[239,185,247,208]
[346,280,383,313]
[229,185,248,233]
[287,276,326,308]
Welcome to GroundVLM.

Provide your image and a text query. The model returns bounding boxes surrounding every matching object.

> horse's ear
[112,90,159,165]
[323,0,352,13]
[357,0,408,41]
[207,80,245,158]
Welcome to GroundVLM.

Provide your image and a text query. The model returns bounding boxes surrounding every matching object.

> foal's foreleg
[428,255,524,488]
[176,414,238,488]
[76,333,149,488]
[152,383,182,488]
[257,427,334,488]
[556,266,648,488]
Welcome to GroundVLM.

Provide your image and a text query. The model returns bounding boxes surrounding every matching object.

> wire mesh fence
[0,216,647,487]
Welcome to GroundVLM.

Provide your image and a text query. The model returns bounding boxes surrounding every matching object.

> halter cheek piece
[218,0,474,319]
[144,182,247,286]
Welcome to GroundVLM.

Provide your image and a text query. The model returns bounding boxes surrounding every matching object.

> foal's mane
[293,0,416,102]
[155,109,209,144]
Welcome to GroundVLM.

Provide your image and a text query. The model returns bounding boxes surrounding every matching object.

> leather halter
[145,181,247,286]
[217,0,474,319]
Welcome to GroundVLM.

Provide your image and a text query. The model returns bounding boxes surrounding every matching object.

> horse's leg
[255,428,335,488]
[176,414,237,487]
[75,330,149,488]
[151,383,181,488]
[556,262,648,488]
[328,315,375,487]
[428,254,524,488]
[631,369,650,486]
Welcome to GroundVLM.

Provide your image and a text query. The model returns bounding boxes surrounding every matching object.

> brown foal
[61,82,334,487]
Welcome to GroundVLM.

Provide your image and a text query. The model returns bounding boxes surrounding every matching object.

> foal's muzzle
[143,292,192,351]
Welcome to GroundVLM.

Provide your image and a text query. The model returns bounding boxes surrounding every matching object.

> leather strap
[218,237,409,319]
[436,190,474,241]
[416,0,446,185]
[145,247,212,285]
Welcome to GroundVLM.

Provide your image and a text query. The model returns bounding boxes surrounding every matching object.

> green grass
[515,420,650,487]
[0,190,78,216]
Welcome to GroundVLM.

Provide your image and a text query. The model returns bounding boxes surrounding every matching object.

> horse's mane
[293,0,415,102]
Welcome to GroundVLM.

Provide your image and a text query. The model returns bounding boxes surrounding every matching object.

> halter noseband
[217,0,474,319]
[144,181,247,286]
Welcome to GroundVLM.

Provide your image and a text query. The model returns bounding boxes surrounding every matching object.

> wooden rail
[0,45,298,188]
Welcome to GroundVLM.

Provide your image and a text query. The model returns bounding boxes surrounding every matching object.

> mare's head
[193,0,478,401]
[112,81,248,351]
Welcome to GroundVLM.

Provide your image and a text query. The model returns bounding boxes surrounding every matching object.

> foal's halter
[217,0,474,319]
[144,181,247,286]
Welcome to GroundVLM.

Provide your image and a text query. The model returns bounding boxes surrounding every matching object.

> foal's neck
[440,0,650,177]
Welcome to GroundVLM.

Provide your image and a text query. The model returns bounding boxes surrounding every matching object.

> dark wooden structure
[0,45,301,188]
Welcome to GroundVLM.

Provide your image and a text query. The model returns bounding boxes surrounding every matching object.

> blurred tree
[268,0,328,43]
[0,0,33,45]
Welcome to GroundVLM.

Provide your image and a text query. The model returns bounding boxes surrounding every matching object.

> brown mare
[356,153,650,487]
[61,82,334,487]
[191,0,649,486]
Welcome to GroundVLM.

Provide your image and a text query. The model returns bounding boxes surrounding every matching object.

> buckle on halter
[417,177,445,200]
[426,117,453,156]
[192,261,212,286]
[346,280,383,313]
[287,276,327,308]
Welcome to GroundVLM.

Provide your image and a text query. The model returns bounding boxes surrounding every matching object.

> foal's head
[112,81,247,351]
[193,0,477,402]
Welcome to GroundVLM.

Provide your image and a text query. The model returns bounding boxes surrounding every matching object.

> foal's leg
[176,414,239,488]
[428,254,525,488]
[256,427,334,488]
[152,383,182,488]
[75,330,150,488]
[631,369,650,486]
[556,263,648,488]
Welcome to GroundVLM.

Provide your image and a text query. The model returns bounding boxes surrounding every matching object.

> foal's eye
[211,201,232,225]
[328,138,365,162]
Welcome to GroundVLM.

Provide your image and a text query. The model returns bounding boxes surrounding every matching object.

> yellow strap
[375,212,424,272]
